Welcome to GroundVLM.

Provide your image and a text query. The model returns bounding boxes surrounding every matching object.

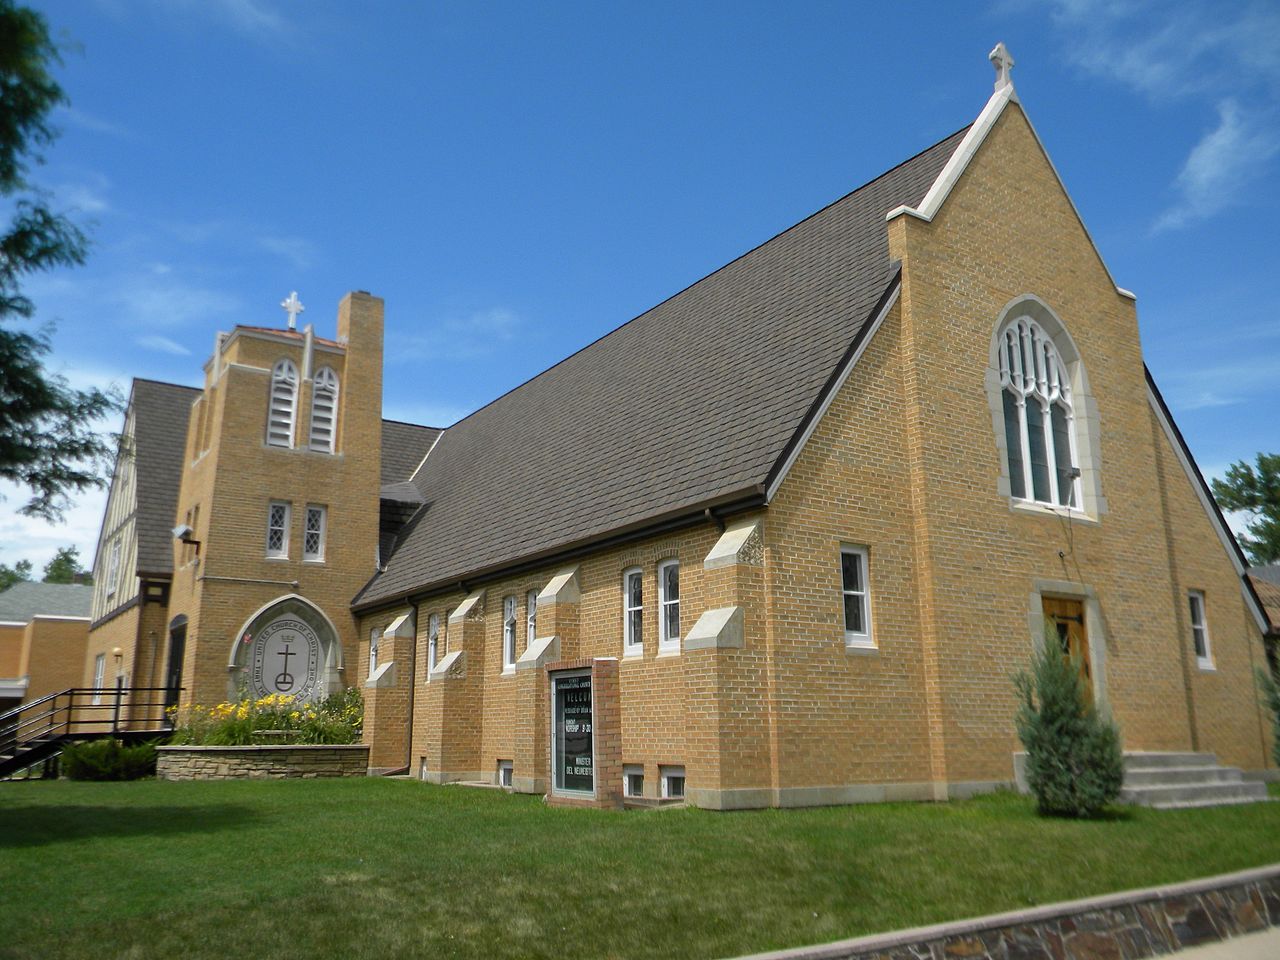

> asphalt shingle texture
[0,581,93,622]
[356,126,970,609]
[132,379,202,577]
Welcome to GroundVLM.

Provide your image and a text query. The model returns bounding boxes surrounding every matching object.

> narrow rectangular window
[623,764,644,798]
[658,559,680,653]
[266,501,290,558]
[91,653,106,704]
[660,765,685,799]
[1188,590,1212,669]
[426,612,440,678]
[841,546,874,648]
[502,595,517,672]
[304,505,326,562]
[369,628,381,678]
[623,567,643,656]
[106,539,121,597]
[527,589,538,646]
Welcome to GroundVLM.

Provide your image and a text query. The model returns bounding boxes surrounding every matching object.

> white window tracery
[267,359,299,448]
[998,317,1079,508]
[309,366,339,453]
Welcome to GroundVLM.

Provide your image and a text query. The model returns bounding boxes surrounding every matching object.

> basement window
[623,764,644,799]
[497,760,513,788]
[660,765,685,800]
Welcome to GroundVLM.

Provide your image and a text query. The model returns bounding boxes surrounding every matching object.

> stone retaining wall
[733,863,1280,960]
[156,744,369,781]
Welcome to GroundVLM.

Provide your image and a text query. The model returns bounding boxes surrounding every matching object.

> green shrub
[169,687,362,746]
[1013,637,1123,817]
[60,739,158,781]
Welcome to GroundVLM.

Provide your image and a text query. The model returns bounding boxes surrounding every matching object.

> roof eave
[351,485,767,616]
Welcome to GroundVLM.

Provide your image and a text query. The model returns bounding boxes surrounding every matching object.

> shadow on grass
[0,803,256,848]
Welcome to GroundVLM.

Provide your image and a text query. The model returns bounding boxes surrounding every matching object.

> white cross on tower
[989,42,1015,92]
[281,291,305,331]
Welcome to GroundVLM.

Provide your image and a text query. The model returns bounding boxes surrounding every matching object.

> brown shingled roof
[1250,573,1280,637]
[353,125,970,610]
[380,420,442,487]
[132,379,201,577]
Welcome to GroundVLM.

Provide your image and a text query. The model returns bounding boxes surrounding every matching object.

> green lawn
[1,780,1278,960]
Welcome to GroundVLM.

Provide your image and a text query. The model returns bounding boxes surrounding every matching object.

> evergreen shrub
[1013,636,1124,817]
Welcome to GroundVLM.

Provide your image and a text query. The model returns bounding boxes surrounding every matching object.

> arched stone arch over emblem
[226,595,344,702]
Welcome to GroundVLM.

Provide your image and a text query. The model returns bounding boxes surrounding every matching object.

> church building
[84,46,1275,808]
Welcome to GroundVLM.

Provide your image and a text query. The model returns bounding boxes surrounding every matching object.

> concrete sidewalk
[1173,927,1280,958]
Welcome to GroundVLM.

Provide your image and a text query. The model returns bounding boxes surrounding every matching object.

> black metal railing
[0,683,180,775]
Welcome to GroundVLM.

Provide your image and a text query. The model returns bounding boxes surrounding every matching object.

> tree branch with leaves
[1212,453,1280,566]
[0,1,120,521]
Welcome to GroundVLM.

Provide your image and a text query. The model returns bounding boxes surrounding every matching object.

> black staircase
[0,685,179,779]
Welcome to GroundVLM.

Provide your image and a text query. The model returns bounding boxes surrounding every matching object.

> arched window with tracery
[267,359,299,448]
[309,366,339,453]
[998,316,1079,508]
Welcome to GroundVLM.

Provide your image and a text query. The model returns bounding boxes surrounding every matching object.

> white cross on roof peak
[281,291,305,331]
[989,42,1015,92]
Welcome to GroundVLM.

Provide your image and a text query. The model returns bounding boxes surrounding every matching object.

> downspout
[405,601,418,776]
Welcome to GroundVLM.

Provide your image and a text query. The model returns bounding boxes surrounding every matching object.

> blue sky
[2,0,1278,571]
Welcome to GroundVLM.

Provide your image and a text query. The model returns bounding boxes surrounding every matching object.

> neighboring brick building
[80,46,1273,807]
[0,582,92,713]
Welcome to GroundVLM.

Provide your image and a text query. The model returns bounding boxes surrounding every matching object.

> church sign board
[552,670,594,796]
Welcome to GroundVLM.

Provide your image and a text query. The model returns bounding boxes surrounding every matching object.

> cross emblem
[989,42,1015,92]
[281,291,305,330]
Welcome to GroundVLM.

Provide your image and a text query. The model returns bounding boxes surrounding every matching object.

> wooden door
[1042,597,1092,705]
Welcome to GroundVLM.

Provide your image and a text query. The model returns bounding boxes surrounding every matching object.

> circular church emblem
[249,616,322,701]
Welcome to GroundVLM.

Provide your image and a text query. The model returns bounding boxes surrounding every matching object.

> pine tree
[1013,635,1124,817]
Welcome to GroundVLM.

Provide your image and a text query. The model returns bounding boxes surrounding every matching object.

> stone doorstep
[723,863,1280,960]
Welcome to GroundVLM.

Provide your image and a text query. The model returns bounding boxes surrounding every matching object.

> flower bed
[168,689,362,746]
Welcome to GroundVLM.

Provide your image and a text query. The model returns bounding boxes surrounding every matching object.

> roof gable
[355,126,970,609]
[886,78,1135,302]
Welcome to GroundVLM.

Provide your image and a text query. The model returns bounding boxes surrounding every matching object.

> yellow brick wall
[755,100,1270,793]
[167,293,383,710]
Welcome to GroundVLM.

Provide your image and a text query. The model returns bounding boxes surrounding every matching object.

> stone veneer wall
[733,864,1280,960]
[155,744,369,780]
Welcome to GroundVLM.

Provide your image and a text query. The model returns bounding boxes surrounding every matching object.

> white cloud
[1032,1,1280,229]
[1163,353,1280,413]
[256,234,318,270]
[136,335,192,356]
[51,171,113,216]
[57,106,131,139]
[0,482,108,574]
[396,308,524,361]
[1154,99,1280,231]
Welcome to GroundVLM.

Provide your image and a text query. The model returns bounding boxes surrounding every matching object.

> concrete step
[1123,752,1218,771]
[1121,780,1268,807]
[1150,796,1275,811]
[1123,765,1244,787]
